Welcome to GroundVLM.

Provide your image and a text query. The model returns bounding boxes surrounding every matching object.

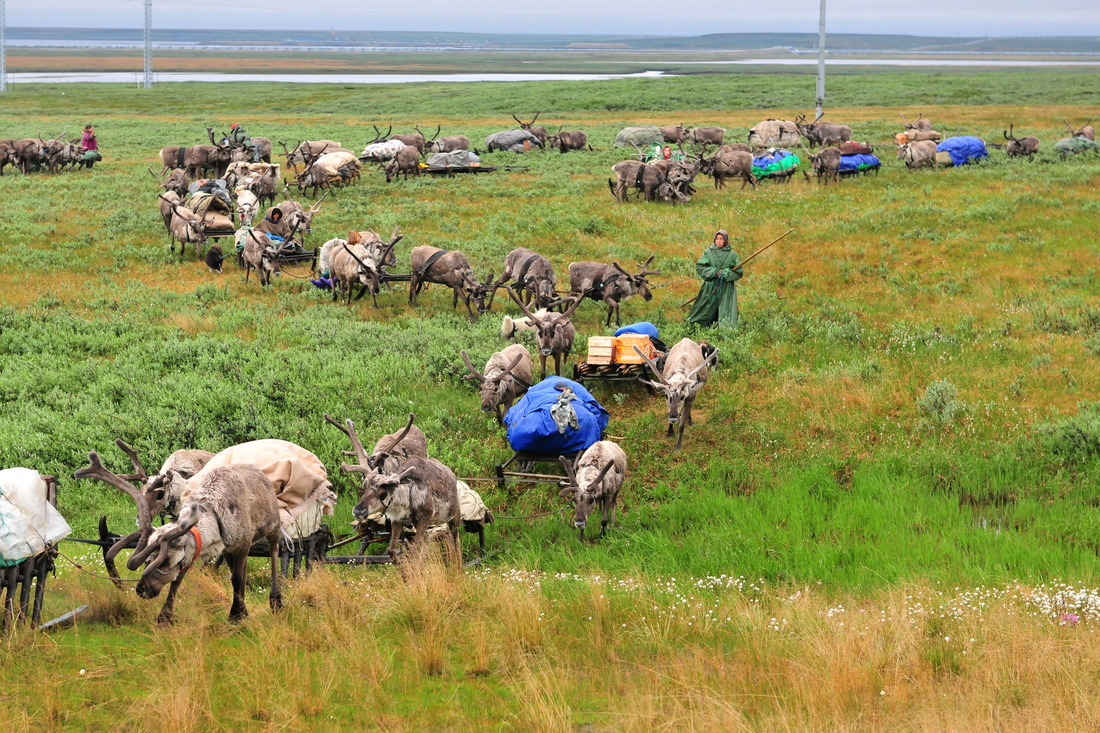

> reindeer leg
[675,421,686,451]
[228,551,249,622]
[408,276,419,305]
[540,355,547,381]
[269,535,283,612]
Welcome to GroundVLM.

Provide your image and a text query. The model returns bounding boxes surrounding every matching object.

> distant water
[7,70,670,84]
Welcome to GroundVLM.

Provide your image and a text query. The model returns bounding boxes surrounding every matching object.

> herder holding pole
[685,229,792,329]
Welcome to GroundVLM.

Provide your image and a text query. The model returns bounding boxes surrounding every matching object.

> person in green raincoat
[686,230,743,329]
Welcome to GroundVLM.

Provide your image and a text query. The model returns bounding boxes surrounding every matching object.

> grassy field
[1,72,1099,729]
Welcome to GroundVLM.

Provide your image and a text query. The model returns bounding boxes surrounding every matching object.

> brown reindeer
[1063,118,1095,141]
[512,113,548,145]
[1004,125,1040,157]
[636,338,718,451]
[383,146,422,182]
[409,245,493,320]
[558,441,628,541]
[490,247,558,311]
[699,149,757,190]
[568,256,660,327]
[546,127,588,153]
[506,287,582,380]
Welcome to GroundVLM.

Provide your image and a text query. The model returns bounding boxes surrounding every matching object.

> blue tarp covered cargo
[936,137,988,166]
[838,153,881,172]
[614,322,659,339]
[504,377,609,455]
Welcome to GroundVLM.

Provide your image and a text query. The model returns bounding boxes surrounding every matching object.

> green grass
[2,71,1100,730]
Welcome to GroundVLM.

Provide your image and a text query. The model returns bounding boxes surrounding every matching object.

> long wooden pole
[679,229,793,308]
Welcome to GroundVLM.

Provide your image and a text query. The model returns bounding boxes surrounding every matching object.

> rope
[56,550,139,584]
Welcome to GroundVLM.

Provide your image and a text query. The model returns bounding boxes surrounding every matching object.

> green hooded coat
[686,234,743,329]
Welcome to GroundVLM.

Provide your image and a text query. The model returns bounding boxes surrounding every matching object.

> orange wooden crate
[614,334,656,364]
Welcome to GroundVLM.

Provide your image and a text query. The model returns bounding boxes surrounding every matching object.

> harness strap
[181,526,202,573]
[514,253,541,287]
[416,248,450,277]
[633,163,647,189]
[177,147,186,169]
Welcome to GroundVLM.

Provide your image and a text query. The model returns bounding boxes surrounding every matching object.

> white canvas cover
[0,468,71,565]
[183,440,336,538]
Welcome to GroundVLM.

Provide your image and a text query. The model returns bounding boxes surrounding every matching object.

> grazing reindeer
[490,247,558,311]
[409,245,494,320]
[1004,125,1040,157]
[558,441,627,541]
[900,112,934,132]
[568,256,660,327]
[609,160,682,204]
[512,112,548,145]
[686,126,725,147]
[461,344,533,425]
[659,124,688,143]
[388,125,435,155]
[74,451,281,624]
[506,287,582,380]
[636,338,717,450]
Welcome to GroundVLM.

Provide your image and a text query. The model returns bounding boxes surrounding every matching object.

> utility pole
[143,0,152,89]
[815,0,826,119]
[1,0,7,93]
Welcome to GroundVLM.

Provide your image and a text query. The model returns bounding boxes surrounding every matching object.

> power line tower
[143,0,152,89]
[1,0,8,93]
[815,0,826,119]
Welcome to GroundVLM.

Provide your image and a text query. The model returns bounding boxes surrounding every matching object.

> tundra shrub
[918,380,965,429]
[1038,402,1100,462]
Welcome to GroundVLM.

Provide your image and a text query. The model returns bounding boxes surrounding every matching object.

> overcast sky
[8,1,1100,38]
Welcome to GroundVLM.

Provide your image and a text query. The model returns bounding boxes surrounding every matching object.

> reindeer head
[352,463,424,522]
[611,256,660,302]
[131,504,208,598]
[512,112,541,131]
[462,350,529,414]
[558,456,615,530]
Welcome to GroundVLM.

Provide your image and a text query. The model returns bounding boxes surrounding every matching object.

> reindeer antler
[324,413,371,467]
[460,350,485,382]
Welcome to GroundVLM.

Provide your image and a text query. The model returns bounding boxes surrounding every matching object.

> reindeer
[330,230,402,307]
[636,338,718,450]
[795,114,853,147]
[506,287,581,380]
[490,247,558,311]
[546,127,588,153]
[900,112,935,132]
[274,194,325,238]
[609,160,680,204]
[281,140,345,169]
[461,345,533,425]
[808,146,843,185]
[429,134,470,153]
[159,143,231,179]
[325,412,428,477]
[897,139,938,170]
[149,166,189,198]
[1004,125,1040,157]
[558,441,627,541]
[568,256,660,327]
[240,229,284,286]
[1063,118,1095,141]
[235,189,260,226]
[390,125,437,155]
[687,126,725,147]
[409,245,493,320]
[383,146,422,182]
[70,439,214,583]
[158,190,182,235]
[159,194,208,258]
[659,124,688,143]
[74,451,281,624]
[699,149,756,190]
[249,167,277,209]
[512,113,548,145]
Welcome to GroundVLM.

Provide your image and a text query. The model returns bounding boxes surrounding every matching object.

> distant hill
[7,27,1099,54]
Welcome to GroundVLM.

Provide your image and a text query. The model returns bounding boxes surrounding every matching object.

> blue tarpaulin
[504,377,609,455]
[752,149,800,177]
[838,154,881,172]
[614,322,659,339]
[937,137,988,166]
